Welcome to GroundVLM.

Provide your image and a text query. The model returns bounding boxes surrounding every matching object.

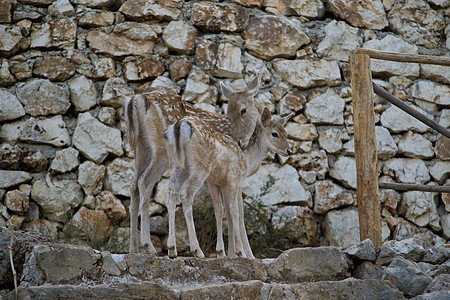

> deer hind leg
[207,183,225,258]
[180,176,207,258]
[238,190,255,259]
[137,155,168,254]
[167,166,187,258]
[129,175,140,253]
[223,186,244,258]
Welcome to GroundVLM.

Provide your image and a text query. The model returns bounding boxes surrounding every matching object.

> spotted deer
[122,76,262,254]
[164,107,292,258]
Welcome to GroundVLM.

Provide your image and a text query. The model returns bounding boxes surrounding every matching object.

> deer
[122,76,262,255]
[164,107,292,259]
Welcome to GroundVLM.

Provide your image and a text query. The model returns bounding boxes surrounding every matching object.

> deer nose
[287,149,292,155]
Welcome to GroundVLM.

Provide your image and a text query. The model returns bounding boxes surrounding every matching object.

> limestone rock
[69,0,121,9]
[305,89,345,125]
[314,180,354,214]
[49,147,79,173]
[31,177,84,222]
[95,191,126,222]
[428,161,450,184]
[192,1,248,32]
[22,219,62,240]
[273,60,341,89]
[0,59,16,87]
[317,20,361,62]
[0,115,71,147]
[242,15,309,60]
[266,247,348,283]
[16,79,70,116]
[399,191,440,231]
[388,0,445,49]
[279,92,304,116]
[285,123,318,141]
[73,112,123,163]
[101,77,134,108]
[23,151,49,173]
[119,0,181,21]
[435,137,450,161]
[383,158,430,184]
[343,126,398,160]
[86,22,157,56]
[282,206,320,246]
[162,20,197,54]
[411,80,450,106]
[65,206,113,241]
[420,64,450,85]
[323,207,360,248]
[169,58,192,82]
[345,239,377,262]
[78,161,105,196]
[398,131,434,159]
[0,25,28,56]
[242,163,311,207]
[33,56,76,82]
[104,158,134,197]
[78,11,115,28]
[123,56,164,82]
[21,244,101,286]
[30,17,76,50]
[330,156,357,189]
[182,67,218,105]
[0,0,14,23]
[383,256,432,298]
[98,107,116,126]
[5,190,29,215]
[68,75,98,112]
[376,239,426,266]
[289,150,328,180]
[380,105,431,133]
[0,88,25,121]
[228,0,262,8]
[328,0,388,30]
[48,0,75,17]
[363,35,419,78]
[289,0,325,19]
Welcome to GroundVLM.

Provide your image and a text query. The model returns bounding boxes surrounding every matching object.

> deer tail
[164,119,192,168]
[123,94,146,151]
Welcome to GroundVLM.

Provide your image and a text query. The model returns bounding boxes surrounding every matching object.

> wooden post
[350,54,382,247]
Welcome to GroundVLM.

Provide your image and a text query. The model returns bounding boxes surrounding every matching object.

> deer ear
[220,82,234,100]
[246,74,262,96]
[278,112,293,127]
[261,107,271,126]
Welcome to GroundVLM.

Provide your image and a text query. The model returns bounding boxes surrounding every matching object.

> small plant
[243,174,297,258]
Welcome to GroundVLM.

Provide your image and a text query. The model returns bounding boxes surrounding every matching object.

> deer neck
[243,123,268,177]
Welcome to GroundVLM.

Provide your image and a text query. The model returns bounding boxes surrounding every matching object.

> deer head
[260,107,292,157]
[221,75,262,149]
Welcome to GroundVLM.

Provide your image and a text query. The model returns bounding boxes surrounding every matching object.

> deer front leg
[208,183,225,258]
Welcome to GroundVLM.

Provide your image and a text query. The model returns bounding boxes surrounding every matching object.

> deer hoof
[216,250,225,258]
[168,247,177,258]
[193,249,205,258]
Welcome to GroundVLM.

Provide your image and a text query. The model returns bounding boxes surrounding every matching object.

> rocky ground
[0,228,449,299]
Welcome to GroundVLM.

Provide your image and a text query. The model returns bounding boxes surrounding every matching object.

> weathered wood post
[349,54,382,247]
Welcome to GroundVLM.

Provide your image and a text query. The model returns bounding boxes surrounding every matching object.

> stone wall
[0,0,449,254]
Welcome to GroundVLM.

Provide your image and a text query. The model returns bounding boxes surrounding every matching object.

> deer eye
[240,108,247,115]
[271,132,279,138]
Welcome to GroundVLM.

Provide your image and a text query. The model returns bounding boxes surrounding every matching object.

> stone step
[19,244,350,287]
[8,279,404,300]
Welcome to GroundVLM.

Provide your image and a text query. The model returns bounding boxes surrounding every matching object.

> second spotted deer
[165,107,292,258]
